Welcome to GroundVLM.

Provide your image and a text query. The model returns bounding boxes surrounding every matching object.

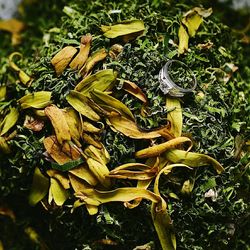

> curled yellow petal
[164,149,224,174]
[47,169,70,189]
[122,79,148,103]
[75,187,161,207]
[0,86,7,101]
[69,165,98,186]
[109,163,157,180]
[135,137,192,158]
[91,89,134,120]
[43,136,81,164]
[108,113,173,139]
[0,136,11,154]
[63,108,81,146]
[9,52,32,86]
[86,158,111,188]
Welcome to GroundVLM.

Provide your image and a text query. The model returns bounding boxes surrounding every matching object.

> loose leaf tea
[0,1,249,250]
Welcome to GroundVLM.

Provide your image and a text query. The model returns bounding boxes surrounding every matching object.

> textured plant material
[18,91,52,109]
[0,19,25,45]
[166,98,182,137]
[66,90,100,121]
[108,113,173,139]
[45,105,71,144]
[101,19,145,39]
[69,165,98,186]
[43,136,81,165]
[0,136,11,154]
[9,52,32,86]
[79,48,107,76]
[164,149,224,174]
[48,178,69,206]
[109,163,157,180]
[51,46,77,75]
[0,107,19,136]
[62,108,81,146]
[178,7,213,54]
[91,89,134,120]
[86,158,111,188]
[29,167,49,206]
[70,34,92,70]
[75,69,117,96]
[23,115,44,132]
[75,186,161,207]
[122,80,148,103]
[135,137,192,158]
[178,24,189,54]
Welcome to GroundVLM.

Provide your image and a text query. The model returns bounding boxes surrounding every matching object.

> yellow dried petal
[108,114,173,139]
[91,89,134,120]
[0,107,19,136]
[135,137,192,158]
[69,34,92,70]
[75,69,117,96]
[86,158,111,188]
[0,19,25,45]
[178,24,189,54]
[101,20,145,39]
[9,52,32,86]
[164,149,224,174]
[66,90,100,121]
[49,178,69,206]
[18,91,52,109]
[79,48,107,76]
[166,97,182,137]
[51,46,77,75]
[28,167,49,206]
[45,104,71,144]
[0,86,6,101]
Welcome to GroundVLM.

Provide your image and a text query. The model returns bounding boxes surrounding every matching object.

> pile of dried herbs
[0,0,249,249]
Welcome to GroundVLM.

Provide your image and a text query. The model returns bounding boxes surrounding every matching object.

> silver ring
[159,60,197,97]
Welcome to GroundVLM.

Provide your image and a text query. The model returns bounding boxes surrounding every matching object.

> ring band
[159,60,197,97]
